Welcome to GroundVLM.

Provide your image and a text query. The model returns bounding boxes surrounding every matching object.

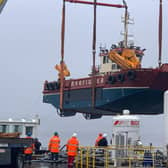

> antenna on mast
[121,0,134,48]
[123,0,128,48]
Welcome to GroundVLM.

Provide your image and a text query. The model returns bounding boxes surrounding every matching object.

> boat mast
[158,0,162,67]
[123,0,128,48]
[61,0,126,110]
[60,0,66,111]
[91,0,97,108]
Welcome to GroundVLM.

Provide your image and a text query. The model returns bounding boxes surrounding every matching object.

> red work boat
[43,0,168,119]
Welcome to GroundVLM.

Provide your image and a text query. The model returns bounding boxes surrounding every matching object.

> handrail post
[86,147,89,168]
[105,148,108,168]
[75,150,79,168]
[152,152,155,168]
[92,147,95,168]
[80,147,83,168]
[129,156,131,168]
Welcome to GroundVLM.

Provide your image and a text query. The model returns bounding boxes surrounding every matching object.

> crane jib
[0,0,8,14]
[65,0,126,8]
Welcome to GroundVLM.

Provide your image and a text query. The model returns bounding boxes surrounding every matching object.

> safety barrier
[75,145,166,168]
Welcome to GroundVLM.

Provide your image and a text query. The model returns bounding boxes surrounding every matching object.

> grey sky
[0,0,167,147]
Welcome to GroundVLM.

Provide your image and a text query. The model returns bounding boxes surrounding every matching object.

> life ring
[127,70,136,80]
[117,73,125,82]
[108,75,116,84]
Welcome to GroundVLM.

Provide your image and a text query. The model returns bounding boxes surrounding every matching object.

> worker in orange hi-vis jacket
[66,133,79,168]
[48,132,61,162]
[24,132,34,165]
[95,133,103,146]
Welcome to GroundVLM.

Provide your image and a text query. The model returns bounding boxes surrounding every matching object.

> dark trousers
[68,155,75,168]
[25,154,32,164]
[51,152,59,161]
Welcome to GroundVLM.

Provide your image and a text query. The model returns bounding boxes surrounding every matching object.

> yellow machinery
[108,48,140,69]
[75,145,164,168]
[55,62,70,78]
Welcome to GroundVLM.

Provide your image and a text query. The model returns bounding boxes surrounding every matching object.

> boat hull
[43,64,168,118]
[43,87,163,115]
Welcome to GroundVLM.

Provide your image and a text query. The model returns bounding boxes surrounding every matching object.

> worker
[24,132,34,165]
[66,133,79,168]
[48,132,61,162]
[137,139,143,146]
[95,133,103,146]
[34,138,42,154]
[98,133,108,147]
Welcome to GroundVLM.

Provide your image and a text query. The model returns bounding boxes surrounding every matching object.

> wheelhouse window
[103,56,109,64]
[13,125,23,133]
[25,126,33,136]
[0,125,8,133]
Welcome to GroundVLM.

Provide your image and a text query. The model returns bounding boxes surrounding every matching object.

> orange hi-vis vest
[24,136,34,154]
[95,135,103,146]
[66,137,79,156]
[48,136,60,153]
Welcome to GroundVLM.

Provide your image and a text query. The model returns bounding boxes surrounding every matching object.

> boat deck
[24,162,141,168]
[24,162,66,168]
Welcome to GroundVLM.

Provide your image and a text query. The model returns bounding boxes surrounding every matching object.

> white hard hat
[137,140,142,145]
[72,133,77,137]
[103,133,107,137]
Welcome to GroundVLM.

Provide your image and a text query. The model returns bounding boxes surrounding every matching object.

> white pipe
[164,90,168,146]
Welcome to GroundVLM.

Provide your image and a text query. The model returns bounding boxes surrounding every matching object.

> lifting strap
[60,0,66,111]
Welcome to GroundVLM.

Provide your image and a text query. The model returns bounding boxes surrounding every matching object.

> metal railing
[75,145,166,168]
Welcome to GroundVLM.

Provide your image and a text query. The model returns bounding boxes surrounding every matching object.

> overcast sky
[0,0,167,147]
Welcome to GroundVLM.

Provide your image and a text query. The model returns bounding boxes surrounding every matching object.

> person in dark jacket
[34,138,42,154]
[95,133,103,146]
[98,133,108,147]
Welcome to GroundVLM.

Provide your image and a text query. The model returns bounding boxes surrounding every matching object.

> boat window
[128,138,132,145]
[106,57,109,63]
[103,56,106,64]
[13,125,23,133]
[112,63,116,70]
[103,56,109,64]
[117,65,120,69]
[0,125,8,133]
[25,126,33,136]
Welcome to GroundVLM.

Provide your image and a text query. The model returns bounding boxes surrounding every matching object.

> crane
[0,0,8,14]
